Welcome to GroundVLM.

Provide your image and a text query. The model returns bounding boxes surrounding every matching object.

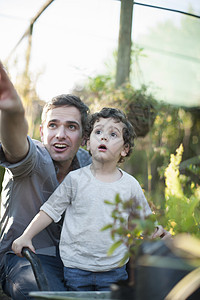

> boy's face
[40,105,83,164]
[87,117,129,163]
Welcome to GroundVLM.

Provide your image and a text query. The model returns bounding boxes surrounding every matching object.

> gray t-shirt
[41,164,152,272]
[0,137,91,262]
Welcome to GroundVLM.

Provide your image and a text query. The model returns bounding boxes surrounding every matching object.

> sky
[0,0,200,105]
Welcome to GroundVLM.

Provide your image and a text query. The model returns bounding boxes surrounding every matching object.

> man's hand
[151,225,172,240]
[0,61,29,162]
[0,61,24,113]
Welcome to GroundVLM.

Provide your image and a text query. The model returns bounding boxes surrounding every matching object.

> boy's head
[41,94,89,135]
[86,107,136,163]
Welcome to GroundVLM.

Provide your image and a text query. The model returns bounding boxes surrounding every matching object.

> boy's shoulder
[120,168,140,185]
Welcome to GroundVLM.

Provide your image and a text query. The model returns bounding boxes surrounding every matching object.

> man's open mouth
[54,143,68,150]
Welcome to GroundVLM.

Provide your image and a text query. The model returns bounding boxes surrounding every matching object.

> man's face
[40,106,83,164]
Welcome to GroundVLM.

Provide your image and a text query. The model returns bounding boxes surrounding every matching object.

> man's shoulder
[31,138,45,150]
[31,138,50,156]
[76,148,92,167]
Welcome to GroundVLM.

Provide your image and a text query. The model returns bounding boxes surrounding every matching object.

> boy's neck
[90,161,122,182]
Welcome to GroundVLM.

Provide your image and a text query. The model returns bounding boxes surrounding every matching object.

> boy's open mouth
[98,144,107,151]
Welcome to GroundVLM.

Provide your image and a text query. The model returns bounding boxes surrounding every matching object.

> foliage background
[72,8,200,236]
[1,2,199,237]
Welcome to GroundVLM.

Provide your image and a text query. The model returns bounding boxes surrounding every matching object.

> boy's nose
[101,136,108,141]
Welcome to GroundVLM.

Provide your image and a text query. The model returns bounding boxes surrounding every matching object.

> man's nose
[56,126,66,139]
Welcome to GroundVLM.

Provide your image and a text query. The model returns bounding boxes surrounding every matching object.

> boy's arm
[0,61,29,163]
[12,211,53,257]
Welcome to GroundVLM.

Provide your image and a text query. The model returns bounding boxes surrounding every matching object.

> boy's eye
[95,130,102,135]
[110,132,117,138]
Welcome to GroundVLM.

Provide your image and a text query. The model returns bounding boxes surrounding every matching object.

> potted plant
[75,80,158,138]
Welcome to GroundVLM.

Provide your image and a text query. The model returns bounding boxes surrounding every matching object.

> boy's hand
[12,235,35,257]
[151,225,172,240]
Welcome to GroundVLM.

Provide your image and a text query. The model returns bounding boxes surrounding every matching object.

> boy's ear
[86,139,90,151]
[121,144,129,157]
[39,125,44,142]
[81,136,87,147]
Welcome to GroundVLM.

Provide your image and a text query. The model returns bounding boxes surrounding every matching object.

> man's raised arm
[0,61,29,163]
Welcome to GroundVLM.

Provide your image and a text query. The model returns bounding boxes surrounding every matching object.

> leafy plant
[102,144,200,270]
[164,144,200,237]
[102,194,157,266]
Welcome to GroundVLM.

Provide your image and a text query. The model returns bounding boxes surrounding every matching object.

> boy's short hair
[41,94,89,135]
[87,107,136,162]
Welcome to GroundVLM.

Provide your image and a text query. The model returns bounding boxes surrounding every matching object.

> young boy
[12,108,157,291]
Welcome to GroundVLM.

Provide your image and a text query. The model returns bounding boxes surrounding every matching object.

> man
[0,61,92,299]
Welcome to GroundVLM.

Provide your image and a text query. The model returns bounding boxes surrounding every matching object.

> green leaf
[104,200,114,205]
[107,240,123,256]
[114,193,121,204]
[101,224,113,231]
[118,251,130,267]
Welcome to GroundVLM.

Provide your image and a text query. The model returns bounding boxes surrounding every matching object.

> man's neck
[55,160,73,183]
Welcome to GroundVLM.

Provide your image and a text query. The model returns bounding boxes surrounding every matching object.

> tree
[115,0,133,88]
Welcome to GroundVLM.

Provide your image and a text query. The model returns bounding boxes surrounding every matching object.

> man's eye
[69,125,76,130]
[49,123,56,128]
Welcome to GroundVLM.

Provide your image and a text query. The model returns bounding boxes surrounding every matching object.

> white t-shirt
[41,164,151,272]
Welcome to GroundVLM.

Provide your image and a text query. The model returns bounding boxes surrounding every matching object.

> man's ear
[121,144,129,157]
[39,124,44,142]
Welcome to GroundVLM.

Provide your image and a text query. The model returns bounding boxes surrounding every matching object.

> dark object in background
[135,240,200,300]
[111,240,200,300]
[22,247,49,292]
